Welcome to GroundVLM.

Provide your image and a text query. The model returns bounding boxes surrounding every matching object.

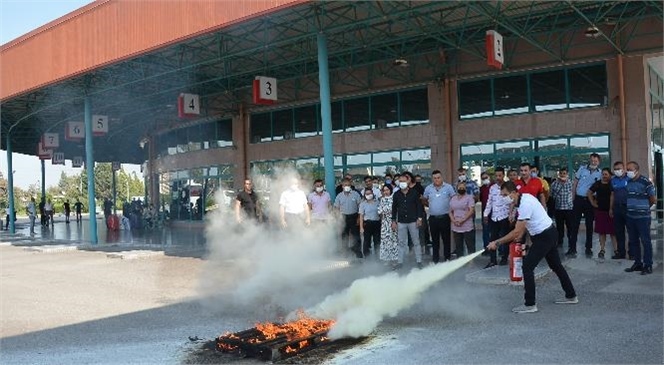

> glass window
[536,138,567,153]
[200,122,216,149]
[372,165,400,177]
[459,79,492,119]
[251,113,271,143]
[400,89,429,126]
[461,143,494,157]
[570,135,609,151]
[569,64,607,109]
[531,70,567,111]
[495,141,531,154]
[344,97,370,132]
[294,105,318,138]
[296,158,321,180]
[371,93,398,129]
[216,119,233,147]
[346,152,371,166]
[401,148,430,161]
[187,125,202,152]
[494,75,528,115]
[373,150,400,164]
[331,101,343,133]
[175,129,188,154]
[272,109,293,141]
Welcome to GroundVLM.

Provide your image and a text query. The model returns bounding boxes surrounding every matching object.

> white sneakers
[554,296,579,304]
[512,304,538,313]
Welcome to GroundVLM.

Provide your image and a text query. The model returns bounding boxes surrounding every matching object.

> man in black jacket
[392,174,425,270]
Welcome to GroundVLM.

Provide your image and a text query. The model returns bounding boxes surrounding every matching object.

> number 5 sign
[92,115,109,136]
[65,121,85,140]
[178,93,200,118]
[252,76,277,105]
[42,133,59,148]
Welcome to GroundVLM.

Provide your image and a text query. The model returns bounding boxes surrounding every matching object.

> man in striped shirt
[623,161,657,275]
[483,167,511,268]
[550,168,576,256]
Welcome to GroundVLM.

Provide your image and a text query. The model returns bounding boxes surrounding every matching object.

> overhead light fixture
[584,26,600,38]
[393,58,408,67]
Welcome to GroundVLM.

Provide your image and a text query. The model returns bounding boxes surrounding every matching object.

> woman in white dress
[378,184,399,263]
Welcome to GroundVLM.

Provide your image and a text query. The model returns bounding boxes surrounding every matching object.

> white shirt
[44,203,53,211]
[517,194,553,236]
[483,183,510,222]
[27,202,36,215]
[279,188,308,214]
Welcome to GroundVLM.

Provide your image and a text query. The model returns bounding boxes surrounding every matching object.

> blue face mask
[531,172,538,178]
[385,179,392,185]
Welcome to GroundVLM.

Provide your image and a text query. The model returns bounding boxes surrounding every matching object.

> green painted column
[84,96,98,244]
[6,135,15,234]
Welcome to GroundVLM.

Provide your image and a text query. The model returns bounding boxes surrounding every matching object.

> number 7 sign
[42,133,59,148]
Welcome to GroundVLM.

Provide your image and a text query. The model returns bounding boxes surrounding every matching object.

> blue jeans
[482,219,490,249]
[397,222,422,264]
[626,217,652,266]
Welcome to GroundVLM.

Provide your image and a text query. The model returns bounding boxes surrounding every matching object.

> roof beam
[566,1,623,55]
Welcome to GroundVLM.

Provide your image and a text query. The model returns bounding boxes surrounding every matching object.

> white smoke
[302,250,484,339]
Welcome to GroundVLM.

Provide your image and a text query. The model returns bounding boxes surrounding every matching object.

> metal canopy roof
[1,0,662,164]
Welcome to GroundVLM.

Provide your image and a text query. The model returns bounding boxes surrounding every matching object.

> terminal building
[1,1,662,227]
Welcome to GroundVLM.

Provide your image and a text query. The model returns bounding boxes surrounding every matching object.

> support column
[112,168,117,215]
[6,135,15,233]
[317,32,335,201]
[84,97,98,244]
[41,160,46,204]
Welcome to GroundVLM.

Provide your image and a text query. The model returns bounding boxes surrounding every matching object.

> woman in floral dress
[378,184,399,263]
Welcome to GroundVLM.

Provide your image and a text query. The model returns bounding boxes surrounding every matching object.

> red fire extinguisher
[509,242,524,282]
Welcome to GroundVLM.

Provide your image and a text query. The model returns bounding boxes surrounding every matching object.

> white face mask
[626,171,636,179]
[291,184,299,191]
[315,186,323,193]
[398,182,408,189]
[589,164,598,170]
[343,186,351,193]
[458,175,467,182]
[366,194,374,200]
[482,179,490,186]
[614,169,624,177]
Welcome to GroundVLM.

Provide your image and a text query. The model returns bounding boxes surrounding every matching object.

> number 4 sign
[92,115,109,136]
[178,93,200,118]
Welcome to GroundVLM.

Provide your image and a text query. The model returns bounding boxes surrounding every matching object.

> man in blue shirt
[609,161,629,259]
[572,153,602,257]
[623,161,657,275]
[423,170,456,264]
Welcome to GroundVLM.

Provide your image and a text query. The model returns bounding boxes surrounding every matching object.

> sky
[0,0,143,189]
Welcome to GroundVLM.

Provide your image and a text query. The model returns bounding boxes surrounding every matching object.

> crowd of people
[234,153,656,278]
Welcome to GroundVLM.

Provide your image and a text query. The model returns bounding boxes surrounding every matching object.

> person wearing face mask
[378,184,399,264]
[587,168,616,260]
[308,179,331,224]
[572,153,602,257]
[623,161,657,275]
[359,188,381,257]
[550,168,576,255]
[479,171,493,252]
[279,177,311,230]
[334,178,363,258]
[487,181,578,313]
[456,167,479,203]
[335,174,357,196]
[424,170,456,263]
[449,182,477,258]
[391,175,425,270]
[361,175,381,200]
[609,161,629,259]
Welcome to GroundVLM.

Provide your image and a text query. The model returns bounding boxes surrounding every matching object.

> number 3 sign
[92,115,109,136]
[252,76,277,105]
[65,121,85,140]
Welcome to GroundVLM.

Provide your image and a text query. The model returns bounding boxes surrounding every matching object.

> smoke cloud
[303,250,483,339]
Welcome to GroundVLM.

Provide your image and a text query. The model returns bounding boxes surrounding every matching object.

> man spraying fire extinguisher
[486,181,578,314]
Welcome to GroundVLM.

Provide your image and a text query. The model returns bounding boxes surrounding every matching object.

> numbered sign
[252,76,277,105]
[178,93,200,118]
[52,152,65,165]
[65,121,85,140]
[37,142,53,160]
[92,115,109,136]
[486,30,504,70]
[42,133,59,148]
[112,161,121,171]
[72,156,84,168]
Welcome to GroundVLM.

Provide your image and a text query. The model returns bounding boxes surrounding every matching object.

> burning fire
[217,310,335,355]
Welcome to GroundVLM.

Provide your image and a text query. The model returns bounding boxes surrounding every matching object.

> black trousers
[523,226,576,306]
[554,209,575,249]
[489,218,511,263]
[342,213,362,258]
[363,220,381,256]
[429,215,451,263]
[572,195,594,250]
